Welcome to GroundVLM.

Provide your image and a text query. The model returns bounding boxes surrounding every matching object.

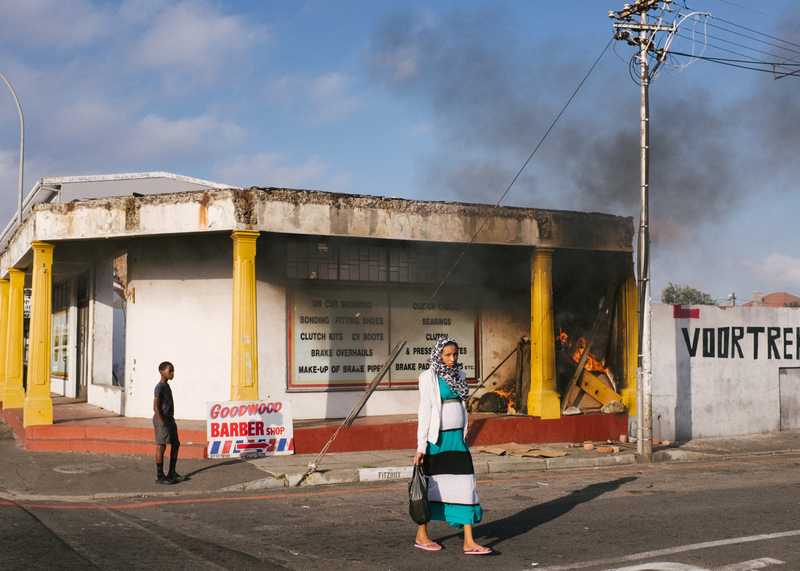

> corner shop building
[0,177,637,429]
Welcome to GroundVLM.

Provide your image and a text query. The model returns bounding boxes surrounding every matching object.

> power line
[705,20,800,57]
[712,0,800,28]
[710,17,800,51]
[667,50,800,75]
[672,30,778,62]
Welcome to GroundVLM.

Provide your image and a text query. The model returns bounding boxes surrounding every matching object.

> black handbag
[408,464,431,524]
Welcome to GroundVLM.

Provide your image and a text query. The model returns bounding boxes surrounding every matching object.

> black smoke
[369,7,800,242]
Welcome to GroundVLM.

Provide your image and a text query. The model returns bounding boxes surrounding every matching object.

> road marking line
[533,531,800,571]
[716,558,784,571]
[604,564,705,570]
[603,557,784,571]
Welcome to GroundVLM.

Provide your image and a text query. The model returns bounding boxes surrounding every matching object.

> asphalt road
[3,455,800,570]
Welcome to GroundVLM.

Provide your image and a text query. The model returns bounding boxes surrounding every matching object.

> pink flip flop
[464,546,492,555]
[415,542,442,551]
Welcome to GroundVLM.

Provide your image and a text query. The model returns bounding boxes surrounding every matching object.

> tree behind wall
[661,283,715,305]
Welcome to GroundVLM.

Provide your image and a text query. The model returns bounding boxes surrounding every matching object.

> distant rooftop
[0,172,237,256]
[743,292,800,307]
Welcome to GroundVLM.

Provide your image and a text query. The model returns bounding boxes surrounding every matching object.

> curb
[653,449,717,462]
[224,452,642,490]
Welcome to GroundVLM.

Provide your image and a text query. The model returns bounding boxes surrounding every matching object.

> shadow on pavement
[182,459,243,479]
[437,476,638,550]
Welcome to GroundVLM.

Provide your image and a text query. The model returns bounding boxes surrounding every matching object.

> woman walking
[414,335,491,554]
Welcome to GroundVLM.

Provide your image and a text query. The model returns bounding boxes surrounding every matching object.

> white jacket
[416,367,468,454]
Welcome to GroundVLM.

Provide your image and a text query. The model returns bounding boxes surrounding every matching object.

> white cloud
[132,1,269,79]
[0,0,114,50]
[305,73,363,125]
[406,122,433,138]
[49,98,127,140]
[213,153,327,189]
[738,253,800,291]
[121,113,245,162]
[266,73,363,125]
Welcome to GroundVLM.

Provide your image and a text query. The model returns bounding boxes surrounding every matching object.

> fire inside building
[0,173,637,450]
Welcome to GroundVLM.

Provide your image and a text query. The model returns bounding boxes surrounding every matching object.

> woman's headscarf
[430,336,469,401]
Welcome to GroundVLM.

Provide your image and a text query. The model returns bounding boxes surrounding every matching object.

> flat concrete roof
[1,187,633,277]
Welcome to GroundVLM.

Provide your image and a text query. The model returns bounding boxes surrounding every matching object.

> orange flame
[486,388,514,408]
[558,328,608,373]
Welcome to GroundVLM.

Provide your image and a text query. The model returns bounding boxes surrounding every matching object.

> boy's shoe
[167,472,184,482]
[156,475,176,485]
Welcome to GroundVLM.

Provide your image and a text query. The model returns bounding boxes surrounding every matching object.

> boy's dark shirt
[154,382,174,421]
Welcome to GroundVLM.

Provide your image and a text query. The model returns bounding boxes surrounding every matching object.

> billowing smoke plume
[369,7,800,243]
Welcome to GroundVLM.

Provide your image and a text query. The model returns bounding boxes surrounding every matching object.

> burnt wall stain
[124,197,140,232]
[233,189,257,228]
[533,211,553,241]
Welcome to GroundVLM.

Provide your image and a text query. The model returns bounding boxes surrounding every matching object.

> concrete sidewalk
[2,419,800,502]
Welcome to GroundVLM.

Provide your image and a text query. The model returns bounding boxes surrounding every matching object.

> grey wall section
[651,303,800,440]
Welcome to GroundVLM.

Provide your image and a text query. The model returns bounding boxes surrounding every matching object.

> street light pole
[0,69,24,231]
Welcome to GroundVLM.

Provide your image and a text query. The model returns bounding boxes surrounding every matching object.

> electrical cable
[705,20,800,55]
[672,30,771,63]
[711,1,800,30]
[687,29,800,60]
[666,51,800,75]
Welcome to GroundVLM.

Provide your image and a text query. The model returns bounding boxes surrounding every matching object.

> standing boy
[153,361,182,484]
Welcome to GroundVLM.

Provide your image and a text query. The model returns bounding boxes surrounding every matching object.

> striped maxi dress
[422,377,483,528]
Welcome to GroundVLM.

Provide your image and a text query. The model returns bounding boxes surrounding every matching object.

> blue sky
[0,0,798,304]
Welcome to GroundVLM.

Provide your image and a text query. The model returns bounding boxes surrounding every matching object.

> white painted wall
[124,234,232,421]
[651,303,800,441]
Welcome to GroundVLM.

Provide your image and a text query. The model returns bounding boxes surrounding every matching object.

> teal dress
[423,377,483,528]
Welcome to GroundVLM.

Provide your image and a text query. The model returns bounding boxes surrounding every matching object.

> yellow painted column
[23,242,55,427]
[0,279,9,401]
[230,231,259,401]
[528,247,560,419]
[3,269,26,409]
[619,258,638,414]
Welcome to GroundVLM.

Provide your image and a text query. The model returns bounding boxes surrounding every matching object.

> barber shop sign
[206,400,294,458]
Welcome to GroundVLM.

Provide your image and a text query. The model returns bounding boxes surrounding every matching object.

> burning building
[0,173,636,434]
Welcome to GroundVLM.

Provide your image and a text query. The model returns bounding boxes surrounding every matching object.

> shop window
[287,240,465,284]
[51,280,70,380]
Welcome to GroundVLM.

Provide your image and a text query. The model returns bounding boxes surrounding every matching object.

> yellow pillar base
[620,387,637,415]
[23,396,54,427]
[528,389,561,420]
[3,386,25,409]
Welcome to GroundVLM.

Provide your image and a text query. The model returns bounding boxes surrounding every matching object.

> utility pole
[610,0,674,461]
